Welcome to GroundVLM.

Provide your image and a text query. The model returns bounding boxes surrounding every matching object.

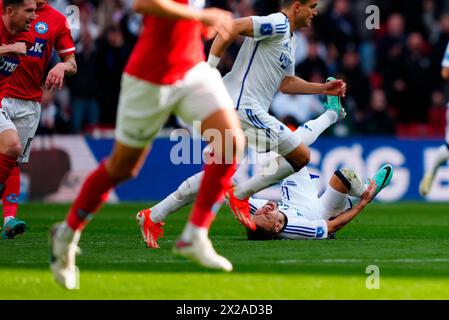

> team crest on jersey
[0,56,19,77]
[28,38,48,58]
[188,0,205,10]
[260,23,273,36]
[35,22,49,34]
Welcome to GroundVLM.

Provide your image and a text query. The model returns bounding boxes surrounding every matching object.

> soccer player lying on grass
[246,164,393,240]
[137,96,348,247]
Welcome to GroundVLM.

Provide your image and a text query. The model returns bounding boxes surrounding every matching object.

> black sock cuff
[334,170,352,191]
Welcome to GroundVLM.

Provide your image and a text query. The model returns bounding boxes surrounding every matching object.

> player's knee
[2,142,22,159]
[287,145,310,172]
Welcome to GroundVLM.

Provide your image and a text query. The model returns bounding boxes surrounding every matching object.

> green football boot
[372,164,394,198]
[324,76,346,121]
[2,218,27,239]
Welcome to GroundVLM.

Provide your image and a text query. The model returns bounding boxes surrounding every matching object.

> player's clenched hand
[45,63,66,90]
[322,79,347,98]
[8,42,28,56]
[199,8,234,41]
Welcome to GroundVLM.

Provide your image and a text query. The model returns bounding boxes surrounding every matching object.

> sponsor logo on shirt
[260,23,273,36]
[0,56,19,76]
[35,22,49,34]
[280,52,293,70]
[28,38,48,58]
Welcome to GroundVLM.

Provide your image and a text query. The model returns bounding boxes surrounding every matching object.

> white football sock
[234,156,295,199]
[180,222,208,242]
[319,185,348,220]
[295,111,337,146]
[151,171,204,223]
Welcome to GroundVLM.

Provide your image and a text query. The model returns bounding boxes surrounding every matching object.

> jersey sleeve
[280,216,328,240]
[442,42,449,68]
[248,198,269,215]
[55,16,75,58]
[251,13,289,42]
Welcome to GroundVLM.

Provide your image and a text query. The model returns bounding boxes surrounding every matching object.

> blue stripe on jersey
[348,197,353,209]
[249,204,258,212]
[284,228,316,236]
[236,42,261,110]
[245,110,265,129]
[286,225,316,232]
[309,174,320,180]
[245,110,274,140]
[283,230,316,238]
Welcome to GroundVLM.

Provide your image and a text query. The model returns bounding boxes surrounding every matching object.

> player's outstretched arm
[279,76,346,97]
[326,181,376,233]
[208,17,254,67]
[0,43,27,57]
[45,55,77,90]
[133,0,234,41]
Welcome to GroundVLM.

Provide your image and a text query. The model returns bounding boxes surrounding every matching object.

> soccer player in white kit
[137,0,347,245]
[247,163,393,240]
[419,41,449,197]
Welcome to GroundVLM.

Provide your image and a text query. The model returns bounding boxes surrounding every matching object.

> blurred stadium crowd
[41,0,449,138]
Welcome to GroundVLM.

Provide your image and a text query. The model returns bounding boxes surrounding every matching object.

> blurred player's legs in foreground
[137,92,345,247]
[419,109,449,196]
[50,65,244,289]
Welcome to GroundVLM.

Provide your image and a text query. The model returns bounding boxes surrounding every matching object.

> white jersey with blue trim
[223,12,296,112]
[442,42,449,68]
[249,167,329,240]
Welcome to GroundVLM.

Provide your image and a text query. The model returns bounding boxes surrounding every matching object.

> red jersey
[125,0,205,85]
[4,4,75,102]
[0,17,34,101]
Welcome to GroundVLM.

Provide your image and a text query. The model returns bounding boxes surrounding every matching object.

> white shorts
[0,98,41,163]
[238,107,301,156]
[116,62,234,148]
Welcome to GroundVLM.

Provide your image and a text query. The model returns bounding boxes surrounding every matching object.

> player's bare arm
[326,181,376,233]
[0,42,27,56]
[133,0,233,40]
[209,17,254,63]
[45,54,76,90]
[279,76,347,97]
[442,67,449,81]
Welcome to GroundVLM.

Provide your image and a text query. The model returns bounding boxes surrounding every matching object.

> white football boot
[173,232,233,272]
[49,222,81,290]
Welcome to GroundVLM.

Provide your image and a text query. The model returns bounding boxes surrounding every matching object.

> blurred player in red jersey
[1,0,76,239]
[0,0,36,237]
[50,0,245,289]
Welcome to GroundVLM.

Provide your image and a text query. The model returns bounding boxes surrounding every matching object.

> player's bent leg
[50,142,148,288]
[175,107,243,271]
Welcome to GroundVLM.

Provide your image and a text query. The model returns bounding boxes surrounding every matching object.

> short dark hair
[246,227,278,241]
[3,0,26,11]
[281,0,310,7]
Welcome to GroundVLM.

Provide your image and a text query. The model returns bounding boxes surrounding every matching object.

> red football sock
[3,165,20,220]
[66,162,115,231]
[189,162,236,229]
[0,154,17,197]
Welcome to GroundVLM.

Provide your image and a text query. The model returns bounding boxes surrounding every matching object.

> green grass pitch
[1,202,449,300]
